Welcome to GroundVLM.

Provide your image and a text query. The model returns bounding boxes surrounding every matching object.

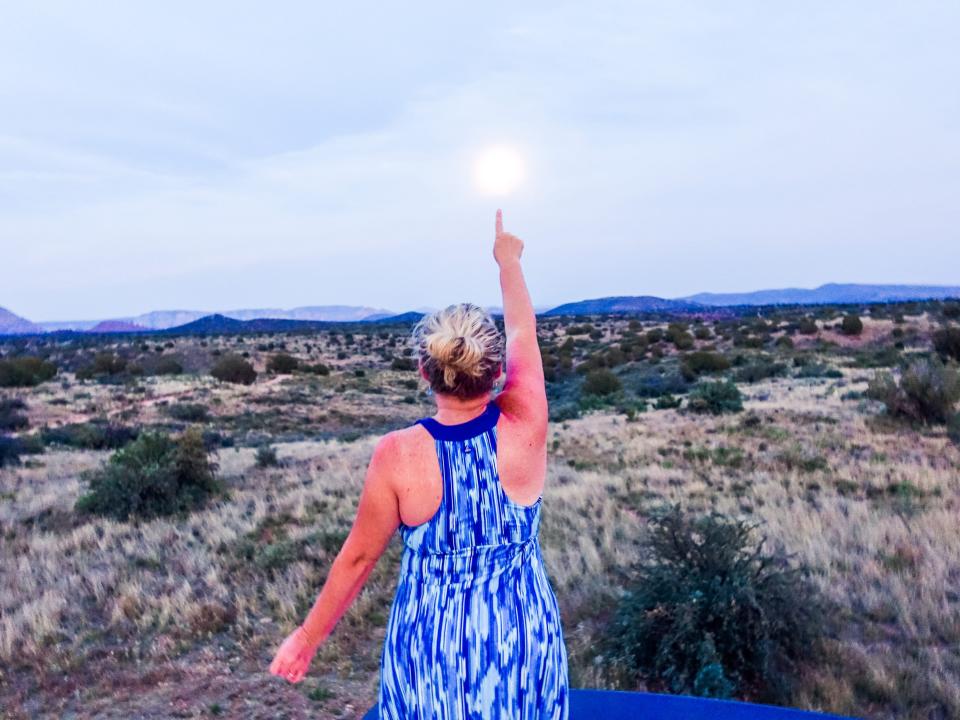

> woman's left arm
[269,432,402,683]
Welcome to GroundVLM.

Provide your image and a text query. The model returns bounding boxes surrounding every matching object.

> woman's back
[378,399,569,719]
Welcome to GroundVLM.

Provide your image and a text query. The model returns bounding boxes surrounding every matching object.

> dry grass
[2,319,959,718]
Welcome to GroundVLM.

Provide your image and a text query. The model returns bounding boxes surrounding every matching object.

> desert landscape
[2,300,959,719]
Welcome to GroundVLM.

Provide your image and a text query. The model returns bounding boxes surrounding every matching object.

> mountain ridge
[4,283,959,336]
[680,282,960,307]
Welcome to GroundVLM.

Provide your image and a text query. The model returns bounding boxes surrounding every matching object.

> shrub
[153,356,184,376]
[840,314,863,336]
[0,356,58,387]
[582,369,621,396]
[0,434,21,467]
[798,318,819,335]
[655,394,682,410]
[267,353,299,374]
[866,356,960,424]
[303,362,331,375]
[681,352,731,381]
[211,355,257,385]
[687,380,743,415]
[41,421,138,450]
[167,403,210,422]
[256,444,280,468]
[75,426,223,521]
[733,358,788,384]
[391,357,417,371]
[76,352,127,380]
[601,505,826,702]
[0,398,29,431]
[933,326,960,361]
[795,363,843,379]
[949,413,960,446]
[667,324,695,350]
[631,365,689,398]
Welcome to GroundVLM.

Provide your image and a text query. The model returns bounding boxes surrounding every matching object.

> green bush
[0,398,29,431]
[41,421,138,450]
[798,318,818,335]
[166,403,210,422]
[933,326,960,361]
[601,505,826,702]
[667,323,695,350]
[655,394,682,410]
[949,413,960,446]
[0,435,21,467]
[795,363,843,379]
[153,356,184,376]
[391,357,417,371]
[866,356,960,424]
[841,314,863,336]
[211,354,257,385]
[301,362,331,376]
[267,353,299,374]
[583,369,621,396]
[681,352,731,381]
[76,352,127,380]
[733,358,788,384]
[0,356,58,387]
[256,444,280,468]
[75,426,223,521]
[688,380,743,415]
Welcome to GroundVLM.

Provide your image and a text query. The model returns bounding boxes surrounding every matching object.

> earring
[426,386,433,396]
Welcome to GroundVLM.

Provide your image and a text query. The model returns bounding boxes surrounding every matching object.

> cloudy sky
[2,1,958,321]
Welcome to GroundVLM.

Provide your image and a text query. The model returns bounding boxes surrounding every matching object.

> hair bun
[410,303,505,399]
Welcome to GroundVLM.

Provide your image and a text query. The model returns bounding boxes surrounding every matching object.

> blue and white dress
[378,400,569,719]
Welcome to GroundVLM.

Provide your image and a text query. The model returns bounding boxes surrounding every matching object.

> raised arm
[494,209,548,430]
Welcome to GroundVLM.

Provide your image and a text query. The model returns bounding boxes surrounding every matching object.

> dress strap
[415,401,501,441]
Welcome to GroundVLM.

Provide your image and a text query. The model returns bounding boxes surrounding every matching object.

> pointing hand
[493,209,524,267]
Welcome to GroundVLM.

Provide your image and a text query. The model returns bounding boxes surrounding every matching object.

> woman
[269,209,569,718]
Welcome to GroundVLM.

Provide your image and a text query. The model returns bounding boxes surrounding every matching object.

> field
[2,302,959,719]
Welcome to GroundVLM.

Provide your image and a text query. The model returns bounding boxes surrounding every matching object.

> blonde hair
[410,303,505,400]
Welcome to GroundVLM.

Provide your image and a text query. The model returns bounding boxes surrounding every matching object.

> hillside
[542,295,708,316]
[0,307,43,335]
[681,283,960,307]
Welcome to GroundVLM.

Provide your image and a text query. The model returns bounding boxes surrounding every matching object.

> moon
[474,145,525,196]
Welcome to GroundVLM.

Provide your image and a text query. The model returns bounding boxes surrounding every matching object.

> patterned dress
[378,400,569,719]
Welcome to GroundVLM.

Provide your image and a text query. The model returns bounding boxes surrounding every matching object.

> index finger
[495,209,503,236]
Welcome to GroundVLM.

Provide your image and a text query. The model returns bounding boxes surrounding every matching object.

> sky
[2,1,959,322]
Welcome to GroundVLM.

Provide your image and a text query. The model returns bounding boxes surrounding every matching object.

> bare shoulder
[375,425,429,471]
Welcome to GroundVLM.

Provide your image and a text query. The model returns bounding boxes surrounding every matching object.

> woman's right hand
[494,209,524,267]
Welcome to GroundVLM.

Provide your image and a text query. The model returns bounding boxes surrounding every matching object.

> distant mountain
[119,310,208,330]
[368,311,428,324]
[161,314,352,334]
[0,307,44,335]
[543,296,707,316]
[161,314,251,334]
[26,305,395,332]
[218,305,393,322]
[87,320,150,333]
[680,283,960,307]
